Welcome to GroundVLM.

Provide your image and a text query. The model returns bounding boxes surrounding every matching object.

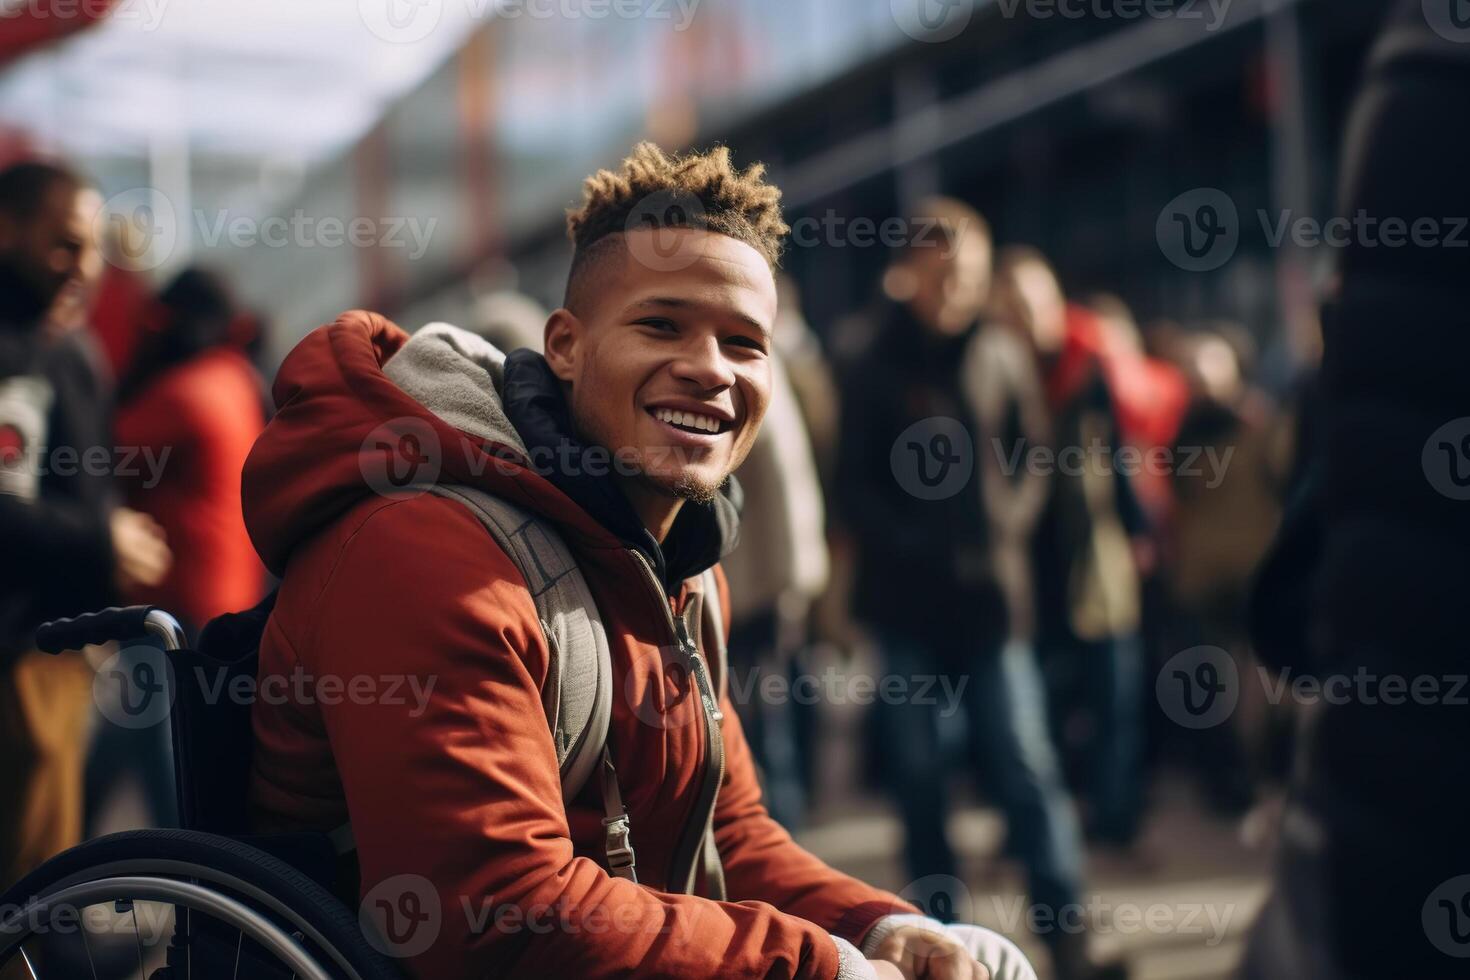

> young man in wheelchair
[242,143,1032,980]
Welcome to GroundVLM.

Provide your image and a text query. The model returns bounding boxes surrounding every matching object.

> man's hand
[110,507,171,593]
[872,924,990,980]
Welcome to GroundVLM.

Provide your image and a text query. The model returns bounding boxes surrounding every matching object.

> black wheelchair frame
[0,604,403,980]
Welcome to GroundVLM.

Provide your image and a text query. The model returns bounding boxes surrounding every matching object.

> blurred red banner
[1,0,118,66]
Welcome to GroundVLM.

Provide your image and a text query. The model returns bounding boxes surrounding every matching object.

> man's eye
[637,318,677,332]
[725,335,768,354]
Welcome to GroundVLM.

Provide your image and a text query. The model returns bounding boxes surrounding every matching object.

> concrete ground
[797,780,1272,979]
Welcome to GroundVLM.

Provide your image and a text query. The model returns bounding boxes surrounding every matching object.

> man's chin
[642,468,723,505]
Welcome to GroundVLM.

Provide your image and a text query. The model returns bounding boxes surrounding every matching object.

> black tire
[0,829,403,980]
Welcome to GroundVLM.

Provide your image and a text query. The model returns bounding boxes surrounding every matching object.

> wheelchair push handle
[35,605,188,654]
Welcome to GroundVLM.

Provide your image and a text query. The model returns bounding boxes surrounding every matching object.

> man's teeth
[653,407,722,433]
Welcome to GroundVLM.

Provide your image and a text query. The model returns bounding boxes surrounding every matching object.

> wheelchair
[0,605,405,980]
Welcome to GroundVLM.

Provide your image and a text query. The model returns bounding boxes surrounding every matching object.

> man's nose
[672,334,736,391]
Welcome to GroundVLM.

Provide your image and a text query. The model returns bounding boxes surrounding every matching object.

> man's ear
[542,308,582,382]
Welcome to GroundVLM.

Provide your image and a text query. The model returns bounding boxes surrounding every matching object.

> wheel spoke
[7,868,338,980]
[79,913,98,980]
[18,945,40,980]
[130,902,146,975]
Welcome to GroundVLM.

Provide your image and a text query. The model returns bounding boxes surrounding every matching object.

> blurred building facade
[190,0,1392,373]
[1,0,1398,370]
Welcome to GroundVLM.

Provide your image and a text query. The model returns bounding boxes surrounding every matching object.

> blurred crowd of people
[0,159,269,892]
[719,198,1316,979]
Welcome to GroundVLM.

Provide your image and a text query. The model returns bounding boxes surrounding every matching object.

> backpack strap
[429,485,612,795]
[694,568,728,900]
[425,485,633,880]
[698,568,728,703]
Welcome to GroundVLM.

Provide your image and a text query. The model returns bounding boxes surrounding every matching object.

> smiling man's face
[544,226,776,524]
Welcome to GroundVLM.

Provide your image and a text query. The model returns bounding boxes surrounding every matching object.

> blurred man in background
[991,248,1148,861]
[723,276,831,830]
[838,200,1117,980]
[0,160,169,889]
[1167,330,1289,816]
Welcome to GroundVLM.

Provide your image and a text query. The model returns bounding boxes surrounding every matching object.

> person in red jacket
[113,267,265,629]
[243,144,1033,979]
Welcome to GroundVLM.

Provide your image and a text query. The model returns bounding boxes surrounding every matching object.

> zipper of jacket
[630,550,726,894]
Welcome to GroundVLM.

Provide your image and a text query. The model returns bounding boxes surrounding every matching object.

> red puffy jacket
[114,346,265,626]
[242,312,914,978]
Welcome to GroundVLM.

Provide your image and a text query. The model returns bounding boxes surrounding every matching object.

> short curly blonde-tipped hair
[564,142,789,301]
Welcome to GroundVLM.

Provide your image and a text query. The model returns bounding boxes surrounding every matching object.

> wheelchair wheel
[0,829,404,980]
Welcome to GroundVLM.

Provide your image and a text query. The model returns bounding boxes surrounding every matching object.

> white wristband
[832,934,880,980]
[858,914,1039,980]
[859,913,948,957]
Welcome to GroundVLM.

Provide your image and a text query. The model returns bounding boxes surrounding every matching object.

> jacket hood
[242,311,737,590]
